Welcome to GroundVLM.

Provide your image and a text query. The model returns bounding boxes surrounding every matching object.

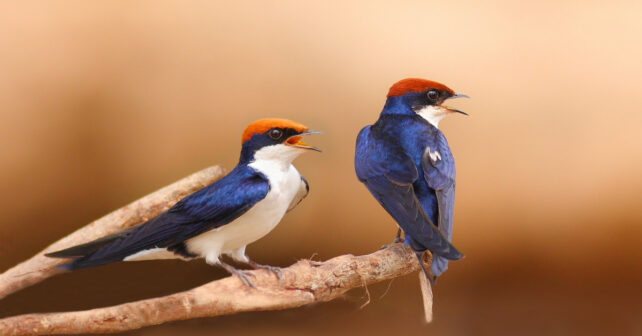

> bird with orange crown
[47,118,320,287]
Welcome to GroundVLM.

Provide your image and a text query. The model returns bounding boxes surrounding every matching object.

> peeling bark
[0,245,427,335]
[0,164,433,335]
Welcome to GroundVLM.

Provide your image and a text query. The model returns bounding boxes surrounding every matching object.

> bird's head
[386,78,468,128]
[239,118,320,164]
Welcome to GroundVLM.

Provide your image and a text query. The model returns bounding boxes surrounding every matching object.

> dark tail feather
[46,225,143,270]
[407,235,463,263]
[46,236,118,259]
[56,255,118,271]
[56,260,78,271]
[440,242,464,261]
[430,255,450,278]
[48,244,117,271]
[45,225,141,259]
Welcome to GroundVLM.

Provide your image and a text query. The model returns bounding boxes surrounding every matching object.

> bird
[47,118,320,287]
[354,78,467,318]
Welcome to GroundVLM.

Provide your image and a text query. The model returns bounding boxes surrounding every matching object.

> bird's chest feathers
[250,159,302,210]
[220,161,300,246]
[185,161,301,257]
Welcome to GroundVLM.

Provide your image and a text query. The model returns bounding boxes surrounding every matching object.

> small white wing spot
[426,147,441,162]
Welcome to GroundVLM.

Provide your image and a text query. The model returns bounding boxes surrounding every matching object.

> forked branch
[0,245,426,335]
[0,165,432,335]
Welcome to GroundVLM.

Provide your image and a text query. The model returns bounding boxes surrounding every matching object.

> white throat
[416,105,447,128]
[251,144,305,171]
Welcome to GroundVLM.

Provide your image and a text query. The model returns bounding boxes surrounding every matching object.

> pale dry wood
[0,244,428,335]
[418,270,434,323]
[0,164,434,335]
[0,166,226,300]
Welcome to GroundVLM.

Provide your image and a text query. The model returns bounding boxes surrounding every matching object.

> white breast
[184,160,302,263]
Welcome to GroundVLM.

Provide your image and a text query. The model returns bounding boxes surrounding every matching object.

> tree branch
[0,166,226,300]
[0,245,428,335]
[0,164,433,335]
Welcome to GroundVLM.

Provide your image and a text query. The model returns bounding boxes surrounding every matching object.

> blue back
[60,163,270,269]
[355,97,461,276]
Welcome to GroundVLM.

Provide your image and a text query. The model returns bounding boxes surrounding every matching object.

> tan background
[1,1,641,335]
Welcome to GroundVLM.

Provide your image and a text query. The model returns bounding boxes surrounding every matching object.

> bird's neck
[381,96,415,116]
[415,105,445,128]
[240,144,300,172]
[239,146,255,165]
[381,96,442,129]
[248,158,293,178]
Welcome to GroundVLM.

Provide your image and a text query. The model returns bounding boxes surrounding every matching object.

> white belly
[184,163,302,262]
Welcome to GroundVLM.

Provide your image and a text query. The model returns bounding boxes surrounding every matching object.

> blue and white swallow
[355,78,467,282]
[47,118,320,286]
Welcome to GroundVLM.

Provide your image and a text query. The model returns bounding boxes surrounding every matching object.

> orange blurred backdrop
[0,1,640,335]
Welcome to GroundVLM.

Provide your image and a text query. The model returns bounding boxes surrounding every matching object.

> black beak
[448,93,470,100]
[446,108,468,116]
[445,93,469,115]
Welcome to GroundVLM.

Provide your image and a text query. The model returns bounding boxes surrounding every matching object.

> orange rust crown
[387,78,454,98]
[242,118,308,143]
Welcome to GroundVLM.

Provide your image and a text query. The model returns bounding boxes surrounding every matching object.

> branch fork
[0,165,431,335]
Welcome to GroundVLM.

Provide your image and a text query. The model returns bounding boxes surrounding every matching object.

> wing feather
[421,136,458,276]
[355,126,462,260]
[287,176,309,213]
[49,167,269,270]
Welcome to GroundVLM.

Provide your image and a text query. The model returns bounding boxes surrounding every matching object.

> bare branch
[0,164,434,335]
[0,245,428,335]
[0,166,226,300]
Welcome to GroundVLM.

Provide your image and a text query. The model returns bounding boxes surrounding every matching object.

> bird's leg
[393,228,403,243]
[217,260,257,289]
[414,251,436,285]
[227,246,282,283]
[246,260,283,283]
[381,228,404,249]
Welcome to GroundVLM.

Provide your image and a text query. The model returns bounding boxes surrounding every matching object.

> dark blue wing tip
[442,245,464,261]
[449,248,464,260]
[55,261,75,271]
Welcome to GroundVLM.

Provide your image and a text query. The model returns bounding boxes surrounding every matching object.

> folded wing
[47,167,270,270]
[355,127,462,260]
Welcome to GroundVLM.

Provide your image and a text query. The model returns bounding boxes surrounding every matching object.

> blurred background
[1,1,640,335]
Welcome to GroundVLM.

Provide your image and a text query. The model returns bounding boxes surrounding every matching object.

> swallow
[47,118,320,287]
[355,78,467,281]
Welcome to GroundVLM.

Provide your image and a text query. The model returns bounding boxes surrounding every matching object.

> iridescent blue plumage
[54,164,270,270]
[355,93,463,279]
[48,120,315,271]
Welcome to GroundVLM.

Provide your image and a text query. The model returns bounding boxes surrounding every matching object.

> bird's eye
[269,129,283,140]
[427,90,439,101]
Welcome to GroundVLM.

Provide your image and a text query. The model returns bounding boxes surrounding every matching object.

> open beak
[444,93,470,115]
[286,130,322,152]
[448,93,470,100]
[445,107,468,116]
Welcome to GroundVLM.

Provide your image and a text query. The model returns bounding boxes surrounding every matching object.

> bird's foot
[235,270,257,288]
[219,261,257,288]
[248,261,283,284]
